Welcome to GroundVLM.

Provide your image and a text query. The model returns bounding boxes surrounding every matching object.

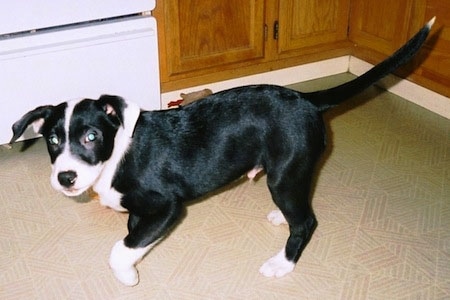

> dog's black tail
[305,17,435,112]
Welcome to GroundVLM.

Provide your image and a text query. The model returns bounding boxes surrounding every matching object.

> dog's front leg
[109,202,183,286]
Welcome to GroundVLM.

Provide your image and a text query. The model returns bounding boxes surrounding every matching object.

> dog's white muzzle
[51,150,103,197]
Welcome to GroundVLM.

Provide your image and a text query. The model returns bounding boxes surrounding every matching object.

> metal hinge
[273,20,279,40]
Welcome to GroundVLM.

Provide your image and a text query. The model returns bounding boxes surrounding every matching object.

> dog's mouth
[61,186,88,197]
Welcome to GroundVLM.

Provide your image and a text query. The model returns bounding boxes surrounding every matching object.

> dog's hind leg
[259,164,317,278]
[109,200,183,286]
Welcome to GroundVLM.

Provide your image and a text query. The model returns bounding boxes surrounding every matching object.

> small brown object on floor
[87,187,100,200]
[180,88,212,105]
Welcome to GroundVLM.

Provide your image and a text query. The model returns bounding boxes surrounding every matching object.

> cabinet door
[161,0,265,77]
[408,0,450,97]
[349,0,449,97]
[349,0,414,55]
[277,0,350,55]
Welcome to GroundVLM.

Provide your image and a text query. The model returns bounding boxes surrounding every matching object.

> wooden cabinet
[154,0,351,92]
[277,0,350,55]
[155,0,449,98]
[349,0,414,54]
[408,0,450,97]
[161,0,265,76]
[349,0,450,97]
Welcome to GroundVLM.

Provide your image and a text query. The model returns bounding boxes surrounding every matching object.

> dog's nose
[58,171,77,187]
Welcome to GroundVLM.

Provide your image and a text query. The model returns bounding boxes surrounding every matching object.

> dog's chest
[92,148,128,212]
[91,128,134,213]
[95,185,127,212]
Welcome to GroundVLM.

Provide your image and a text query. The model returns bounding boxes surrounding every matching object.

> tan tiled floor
[1,74,449,299]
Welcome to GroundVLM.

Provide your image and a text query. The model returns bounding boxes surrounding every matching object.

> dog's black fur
[10,19,433,285]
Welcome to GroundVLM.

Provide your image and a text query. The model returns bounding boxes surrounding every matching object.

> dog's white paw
[112,266,139,286]
[109,240,140,286]
[109,240,154,286]
[267,210,287,226]
[259,248,295,278]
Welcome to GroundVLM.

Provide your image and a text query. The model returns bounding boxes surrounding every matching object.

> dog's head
[10,95,140,197]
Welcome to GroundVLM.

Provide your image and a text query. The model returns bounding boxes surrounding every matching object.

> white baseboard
[161,56,450,119]
[161,56,350,108]
[349,57,450,119]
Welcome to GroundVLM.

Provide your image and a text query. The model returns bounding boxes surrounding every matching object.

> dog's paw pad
[259,249,295,278]
[112,267,139,286]
[267,210,287,226]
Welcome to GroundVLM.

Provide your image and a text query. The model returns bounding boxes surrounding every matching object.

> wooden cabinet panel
[161,0,265,76]
[278,0,350,54]
[407,0,450,96]
[155,0,447,97]
[155,0,351,91]
[350,0,450,97]
[349,0,414,54]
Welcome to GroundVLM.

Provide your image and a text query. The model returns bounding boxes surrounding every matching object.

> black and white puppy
[10,19,434,286]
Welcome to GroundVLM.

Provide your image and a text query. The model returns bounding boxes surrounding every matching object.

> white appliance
[0,1,160,144]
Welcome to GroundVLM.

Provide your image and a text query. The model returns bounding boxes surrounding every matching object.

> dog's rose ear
[104,103,117,117]
[10,105,54,144]
[97,95,140,138]
[98,95,127,127]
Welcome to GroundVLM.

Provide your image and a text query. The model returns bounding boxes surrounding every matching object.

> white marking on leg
[109,239,157,286]
[259,248,295,278]
[267,210,287,225]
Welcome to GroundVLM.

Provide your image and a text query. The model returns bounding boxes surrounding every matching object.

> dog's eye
[85,132,97,143]
[48,134,60,145]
